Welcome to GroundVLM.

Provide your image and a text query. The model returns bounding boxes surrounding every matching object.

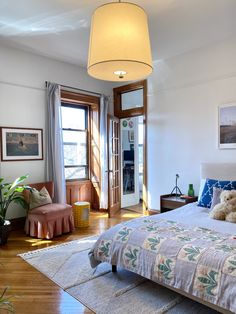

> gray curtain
[99,95,109,209]
[45,82,66,203]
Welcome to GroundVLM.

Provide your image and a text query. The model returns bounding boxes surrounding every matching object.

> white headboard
[201,163,236,181]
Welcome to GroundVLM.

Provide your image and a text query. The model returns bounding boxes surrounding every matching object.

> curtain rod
[45,81,102,97]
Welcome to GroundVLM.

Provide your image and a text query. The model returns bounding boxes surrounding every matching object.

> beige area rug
[18,236,219,314]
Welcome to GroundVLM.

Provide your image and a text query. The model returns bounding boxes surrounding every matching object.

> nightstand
[160,194,198,213]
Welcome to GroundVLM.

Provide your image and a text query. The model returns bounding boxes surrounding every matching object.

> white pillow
[29,186,52,210]
[198,178,206,202]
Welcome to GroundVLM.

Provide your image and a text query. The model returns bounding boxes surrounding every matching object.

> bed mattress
[89,203,236,313]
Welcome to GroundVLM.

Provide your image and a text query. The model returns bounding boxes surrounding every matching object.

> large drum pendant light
[87,1,153,81]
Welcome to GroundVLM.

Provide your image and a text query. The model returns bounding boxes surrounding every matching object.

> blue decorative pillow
[198,178,236,208]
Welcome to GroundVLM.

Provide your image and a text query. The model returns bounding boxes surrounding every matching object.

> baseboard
[148,209,160,215]
[9,217,26,230]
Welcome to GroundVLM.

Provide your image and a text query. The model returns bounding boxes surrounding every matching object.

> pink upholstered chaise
[24,182,74,239]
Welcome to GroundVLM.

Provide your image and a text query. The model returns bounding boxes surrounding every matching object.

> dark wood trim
[160,194,198,213]
[113,80,146,118]
[61,90,99,106]
[113,80,148,210]
[148,209,160,215]
[61,103,89,181]
[61,90,101,210]
[66,179,91,186]
[107,115,121,217]
[9,217,26,230]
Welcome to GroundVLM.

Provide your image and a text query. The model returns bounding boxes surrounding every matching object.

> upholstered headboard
[201,163,236,181]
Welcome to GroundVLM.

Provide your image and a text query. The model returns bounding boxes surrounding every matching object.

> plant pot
[0,220,11,245]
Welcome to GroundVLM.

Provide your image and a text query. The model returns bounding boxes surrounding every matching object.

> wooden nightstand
[160,194,198,213]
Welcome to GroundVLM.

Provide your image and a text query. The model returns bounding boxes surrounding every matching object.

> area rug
[18,236,218,314]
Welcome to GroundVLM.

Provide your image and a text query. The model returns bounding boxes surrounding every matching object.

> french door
[107,115,121,217]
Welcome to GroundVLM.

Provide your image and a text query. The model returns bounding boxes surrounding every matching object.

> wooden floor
[123,202,143,214]
[0,210,144,314]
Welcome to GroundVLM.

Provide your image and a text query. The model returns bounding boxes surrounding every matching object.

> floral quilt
[89,217,236,312]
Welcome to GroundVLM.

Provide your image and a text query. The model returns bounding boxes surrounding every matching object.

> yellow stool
[73,201,90,227]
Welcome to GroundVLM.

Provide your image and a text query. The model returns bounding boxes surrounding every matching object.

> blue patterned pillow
[198,178,236,208]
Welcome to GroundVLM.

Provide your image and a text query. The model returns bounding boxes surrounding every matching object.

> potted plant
[0,288,14,313]
[0,175,29,245]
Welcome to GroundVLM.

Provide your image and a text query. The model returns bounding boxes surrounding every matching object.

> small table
[160,194,198,213]
[73,201,90,227]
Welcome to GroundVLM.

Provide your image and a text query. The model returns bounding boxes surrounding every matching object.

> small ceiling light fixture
[87,0,153,81]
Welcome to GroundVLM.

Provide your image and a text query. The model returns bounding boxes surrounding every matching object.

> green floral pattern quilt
[89,217,236,312]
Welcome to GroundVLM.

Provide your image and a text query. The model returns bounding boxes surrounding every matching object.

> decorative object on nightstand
[170,174,182,196]
[188,184,195,197]
[160,194,198,213]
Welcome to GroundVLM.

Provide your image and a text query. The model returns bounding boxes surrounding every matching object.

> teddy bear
[209,190,236,223]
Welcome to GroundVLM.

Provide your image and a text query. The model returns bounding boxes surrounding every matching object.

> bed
[89,163,236,314]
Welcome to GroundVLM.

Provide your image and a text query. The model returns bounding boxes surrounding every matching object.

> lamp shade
[87,2,153,81]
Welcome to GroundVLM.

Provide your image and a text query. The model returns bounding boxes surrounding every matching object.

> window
[61,102,89,180]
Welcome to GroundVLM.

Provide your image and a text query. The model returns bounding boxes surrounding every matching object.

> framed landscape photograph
[218,103,236,149]
[1,127,43,161]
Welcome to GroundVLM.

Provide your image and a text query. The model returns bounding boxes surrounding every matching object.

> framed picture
[128,130,134,142]
[218,103,236,149]
[0,127,43,161]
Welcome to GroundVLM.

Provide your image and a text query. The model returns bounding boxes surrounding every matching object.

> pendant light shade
[87,2,153,81]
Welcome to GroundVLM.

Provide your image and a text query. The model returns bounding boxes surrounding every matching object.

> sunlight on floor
[24,238,53,246]
[121,213,141,218]
[91,213,107,218]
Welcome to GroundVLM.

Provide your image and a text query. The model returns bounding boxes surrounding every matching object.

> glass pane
[138,116,143,145]
[63,130,87,165]
[61,106,86,129]
[121,89,143,110]
[139,145,143,174]
[65,167,87,180]
[121,117,136,195]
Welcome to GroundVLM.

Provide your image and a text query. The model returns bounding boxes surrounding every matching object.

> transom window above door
[61,103,89,180]
[121,89,143,110]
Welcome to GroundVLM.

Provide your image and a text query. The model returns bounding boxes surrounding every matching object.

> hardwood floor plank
[0,210,142,314]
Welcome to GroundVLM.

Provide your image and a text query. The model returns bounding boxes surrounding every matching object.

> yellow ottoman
[73,201,90,227]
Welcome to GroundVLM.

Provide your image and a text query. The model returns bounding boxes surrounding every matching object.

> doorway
[120,116,143,213]
[110,80,148,215]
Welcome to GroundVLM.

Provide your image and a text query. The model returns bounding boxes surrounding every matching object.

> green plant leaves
[0,175,29,226]
[0,287,14,313]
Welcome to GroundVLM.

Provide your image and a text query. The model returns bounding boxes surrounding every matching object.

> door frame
[113,80,148,210]
[107,114,121,217]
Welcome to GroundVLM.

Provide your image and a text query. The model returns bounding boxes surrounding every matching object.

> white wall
[147,36,236,210]
[0,44,114,218]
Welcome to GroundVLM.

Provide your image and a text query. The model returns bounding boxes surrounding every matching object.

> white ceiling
[0,0,236,67]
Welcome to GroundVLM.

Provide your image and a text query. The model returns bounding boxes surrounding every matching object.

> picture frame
[218,103,236,149]
[0,127,43,161]
[128,130,134,143]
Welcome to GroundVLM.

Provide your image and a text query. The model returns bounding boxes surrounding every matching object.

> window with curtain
[61,102,89,180]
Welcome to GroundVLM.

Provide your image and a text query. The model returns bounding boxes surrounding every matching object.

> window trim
[61,102,89,181]
[60,89,100,210]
